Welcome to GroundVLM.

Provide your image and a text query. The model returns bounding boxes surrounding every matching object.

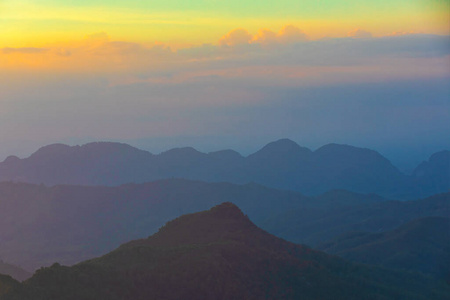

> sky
[0,0,449,171]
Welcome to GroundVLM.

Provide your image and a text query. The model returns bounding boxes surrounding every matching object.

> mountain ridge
[0,139,447,199]
[0,179,447,272]
[317,216,450,280]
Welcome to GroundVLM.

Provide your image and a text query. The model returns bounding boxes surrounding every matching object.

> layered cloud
[219,25,308,47]
[1,26,449,86]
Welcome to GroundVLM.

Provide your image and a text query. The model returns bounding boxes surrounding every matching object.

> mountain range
[1,203,448,300]
[262,192,450,246]
[0,180,448,273]
[0,139,448,199]
[318,216,450,280]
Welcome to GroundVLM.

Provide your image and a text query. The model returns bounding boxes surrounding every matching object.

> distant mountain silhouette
[0,180,447,272]
[412,150,450,197]
[0,262,30,282]
[309,144,406,195]
[1,203,448,300]
[318,217,450,280]
[263,192,450,246]
[247,138,312,162]
[0,142,153,186]
[1,139,447,198]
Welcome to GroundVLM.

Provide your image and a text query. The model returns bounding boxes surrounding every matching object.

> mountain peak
[28,142,150,160]
[314,143,393,165]
[159,147,206,158]
[208,149,243,160]
[2,155,20,164]
[315,143,369,154]
[412,150,449,193]
[413,150,450,177]
[29,143,73,159]
[263,138,304,150]
[158,201,253,236]
[124,202,255,248]
[249,139,311,159]
[429,150,450,162]
[208,202,247,219]
[80,141,150,154]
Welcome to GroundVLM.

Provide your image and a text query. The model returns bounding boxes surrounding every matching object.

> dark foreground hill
[0,275,20,298]
[1,203,448,300]
[0,139,448,198]
[0,180,448,272]
[318,217,450,280]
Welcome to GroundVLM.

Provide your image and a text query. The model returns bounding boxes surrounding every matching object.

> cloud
[177,43,219,59]
[1,47,48,54]
[252,29,278,45]
[388,30,422,37]
[219,28,253,47]
[182,33,449,87]
[81,32,172,59]
[277,25,308,43]
[110,33,450,89]
[251,25,308,45]
[1,28,448,87]
[348,29,373,39]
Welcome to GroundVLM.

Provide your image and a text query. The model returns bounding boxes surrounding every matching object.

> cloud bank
[2,26,448,81]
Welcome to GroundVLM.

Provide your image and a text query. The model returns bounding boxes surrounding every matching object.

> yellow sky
[0,0,448,74]
[0,1,449,161]
[1,0,448,48]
